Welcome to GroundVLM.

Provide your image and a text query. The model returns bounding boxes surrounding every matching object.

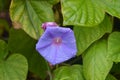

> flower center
[53,37,62,45]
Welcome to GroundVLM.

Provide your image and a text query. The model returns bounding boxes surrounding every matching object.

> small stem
[48,70,52,80]
[45,61,53,80]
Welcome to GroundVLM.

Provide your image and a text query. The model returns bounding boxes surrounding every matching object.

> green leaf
[61,0,120,26]
[0,40,8,60]
[48,0,60,5]
[106,74,117,80]
[83,40,113,80]
[0,54,28,80]
[103,0,120,19]
[74,15,112,55]
[53,65,84,80]
[108,32,120,62]
[10,0,54,39]
[61,0,104,26]
[8,28,48,80]
[0,40,28,80]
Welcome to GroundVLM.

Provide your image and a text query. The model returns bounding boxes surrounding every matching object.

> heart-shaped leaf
[0,39,28,80]
[61,0,120,26]
[8,28,48,80]
[108,32,120,62]
[10,0,54,39]
[83,40,113,80]
[53,65,84,80]
[103,0,120,19]
[0,54,28,80]
[74,15,112,55]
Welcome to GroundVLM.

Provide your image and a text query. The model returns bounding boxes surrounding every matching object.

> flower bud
[42,22,58,30]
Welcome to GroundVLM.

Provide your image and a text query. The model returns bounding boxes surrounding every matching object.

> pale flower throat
[53,37,62,45]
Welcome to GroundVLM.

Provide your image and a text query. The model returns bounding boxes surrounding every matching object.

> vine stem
[45,61,53,80]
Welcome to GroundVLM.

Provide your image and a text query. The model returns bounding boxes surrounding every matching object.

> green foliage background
[0,0,120,80]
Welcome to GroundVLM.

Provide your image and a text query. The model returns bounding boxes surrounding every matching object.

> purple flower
[36,26,77,65]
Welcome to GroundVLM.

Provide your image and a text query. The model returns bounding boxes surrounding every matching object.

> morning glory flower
[36,23,77,65]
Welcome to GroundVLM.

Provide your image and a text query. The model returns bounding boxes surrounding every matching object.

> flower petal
[62,29,76,43]
[46,27,71,37]
[54,45,76,65]
[62,43,77,55]
[37,44,58,65]
[36,31,53,50]
[36,44,52,58]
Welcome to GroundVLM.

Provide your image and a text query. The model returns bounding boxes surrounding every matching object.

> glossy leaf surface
[108,32,120,62]
[53,65,84,80]
[10,0,54,39]
[0,54,28,80]
[61,0,120,26]
[83,40,113,80]
[74,15,112,55]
